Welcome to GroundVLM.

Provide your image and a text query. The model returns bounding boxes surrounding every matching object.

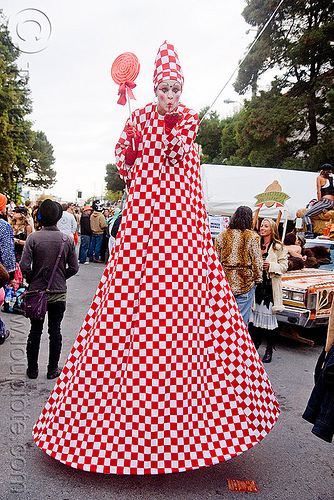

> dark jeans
[78,234,91,263]
[88,234,103,261]
[26,300,66,373]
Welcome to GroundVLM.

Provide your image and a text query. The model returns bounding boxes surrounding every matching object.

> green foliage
[26,131,56,187]
[220,116,240,161]
[234,84,301,166]
[234,0,334,162]
[0,18,56,198]
[197,108,224,163]
[201,79,333,169]
[105,189,123,203]
[103,3,333,173]
[105,163,125,192]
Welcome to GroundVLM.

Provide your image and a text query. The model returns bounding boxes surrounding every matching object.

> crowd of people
[0,195,122,355]
[2,197,122,260]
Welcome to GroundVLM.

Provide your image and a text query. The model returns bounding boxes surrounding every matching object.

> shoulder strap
[46,235,66,291]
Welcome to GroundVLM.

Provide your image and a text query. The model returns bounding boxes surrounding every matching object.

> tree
[0,16,56,197]
[0,17,23,195]
[26,131,56,188]
[105,188,123,203]
[220,115,240,163]
[105,163,125,192]
[228,81,308,167]
[197,108,224,163]
[234,0,334,166]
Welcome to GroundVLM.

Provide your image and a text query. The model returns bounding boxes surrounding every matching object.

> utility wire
[199,0,285,125]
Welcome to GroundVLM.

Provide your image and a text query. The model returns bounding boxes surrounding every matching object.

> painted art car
[276,238,334,343]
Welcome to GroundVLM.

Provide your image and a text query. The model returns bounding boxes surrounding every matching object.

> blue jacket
[0,218,16,278]
[302,345,334,442]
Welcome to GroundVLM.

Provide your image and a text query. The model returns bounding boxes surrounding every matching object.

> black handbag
[21,237,66,319]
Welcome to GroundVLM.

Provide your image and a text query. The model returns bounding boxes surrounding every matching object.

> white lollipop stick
[127,88,135,150]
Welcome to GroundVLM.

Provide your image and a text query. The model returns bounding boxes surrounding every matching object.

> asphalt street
[0,261,333,500]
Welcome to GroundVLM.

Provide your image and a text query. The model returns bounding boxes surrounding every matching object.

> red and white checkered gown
[33,103,279,475]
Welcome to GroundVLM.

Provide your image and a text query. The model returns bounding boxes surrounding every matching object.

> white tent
[201,164,318,221]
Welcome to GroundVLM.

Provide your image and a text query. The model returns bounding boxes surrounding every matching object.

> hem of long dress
[250,300,278,330]
[32,412,279,475]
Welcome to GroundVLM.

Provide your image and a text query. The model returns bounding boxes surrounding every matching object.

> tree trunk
[307,91,318,147]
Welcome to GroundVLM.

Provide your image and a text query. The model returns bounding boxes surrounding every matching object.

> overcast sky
[2,0,259,203]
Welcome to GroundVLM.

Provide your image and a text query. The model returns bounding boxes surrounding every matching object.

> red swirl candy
[111,52,140,84]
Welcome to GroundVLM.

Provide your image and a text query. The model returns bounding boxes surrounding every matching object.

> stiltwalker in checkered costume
[33,41,279,475]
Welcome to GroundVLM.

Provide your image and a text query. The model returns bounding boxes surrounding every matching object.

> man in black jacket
[78,205,92,264]
[20,199,79,379]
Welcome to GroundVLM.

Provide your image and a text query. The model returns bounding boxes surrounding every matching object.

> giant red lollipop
[111,52,140,149]
[111,52,140,107]
[111,52,140,85]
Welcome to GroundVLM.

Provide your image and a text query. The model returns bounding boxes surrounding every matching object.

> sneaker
[47,367,62,379]
[0,330,10,345]
[84,261,89,265]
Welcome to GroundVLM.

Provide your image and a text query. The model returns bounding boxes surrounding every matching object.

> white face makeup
[155,80,182,115]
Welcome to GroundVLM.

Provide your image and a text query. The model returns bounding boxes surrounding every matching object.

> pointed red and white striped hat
[153,41,184,88]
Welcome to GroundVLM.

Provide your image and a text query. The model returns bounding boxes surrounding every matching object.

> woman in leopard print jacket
[215,206,263,326]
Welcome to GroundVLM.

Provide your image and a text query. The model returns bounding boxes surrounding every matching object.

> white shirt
[57,211,77,237]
